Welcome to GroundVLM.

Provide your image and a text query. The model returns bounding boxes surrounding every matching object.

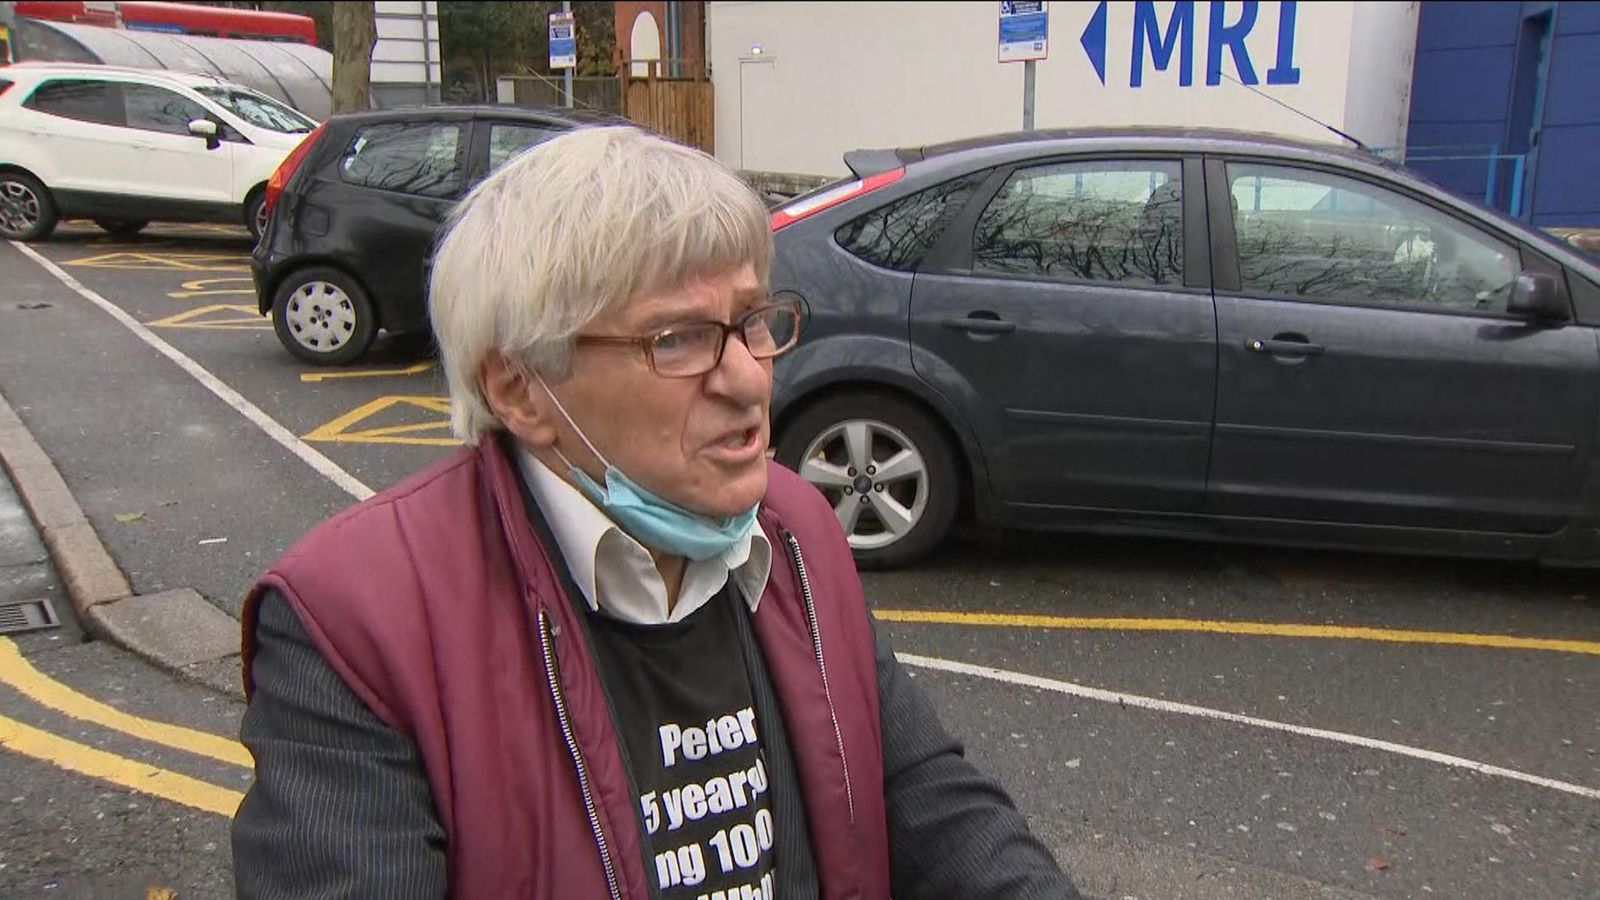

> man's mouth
[709,425,762,455]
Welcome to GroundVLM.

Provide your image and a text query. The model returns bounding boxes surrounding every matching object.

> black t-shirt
[586,586,777,900]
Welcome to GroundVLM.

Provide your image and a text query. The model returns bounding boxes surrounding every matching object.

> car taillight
[770,167,905,231]
[265,123,326,216]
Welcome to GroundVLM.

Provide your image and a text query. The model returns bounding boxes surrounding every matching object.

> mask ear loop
[530,369,613,481]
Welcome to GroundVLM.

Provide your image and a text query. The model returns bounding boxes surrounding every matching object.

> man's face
[544,263,772,518]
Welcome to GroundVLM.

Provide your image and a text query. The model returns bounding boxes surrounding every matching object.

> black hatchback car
[252,104,611,365]
[767,128,1600,569]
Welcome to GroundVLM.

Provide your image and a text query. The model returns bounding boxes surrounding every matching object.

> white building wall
[708,1,1420,178]
[1341,1,1422,152]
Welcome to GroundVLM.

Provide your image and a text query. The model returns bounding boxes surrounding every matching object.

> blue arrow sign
[1080,0,1108,85]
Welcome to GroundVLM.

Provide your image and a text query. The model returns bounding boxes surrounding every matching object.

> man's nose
[704,332,770,401]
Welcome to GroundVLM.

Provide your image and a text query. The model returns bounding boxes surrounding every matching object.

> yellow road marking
[169,276,256,299]
[871,609,1600,656]
[0,712,243,817]
[0,639,253,767]
[344,421,454,440]
[303,395,460,447]
[64,251,250,272]
[299,361,435,382]
[147,304,269,330]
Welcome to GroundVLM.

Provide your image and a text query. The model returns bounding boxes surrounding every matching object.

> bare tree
[332,1,377,113]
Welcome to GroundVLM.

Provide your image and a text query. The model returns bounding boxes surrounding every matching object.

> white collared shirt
[518,449,772,626]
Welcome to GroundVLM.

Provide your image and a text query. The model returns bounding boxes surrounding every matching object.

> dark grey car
[768,128,1600,569]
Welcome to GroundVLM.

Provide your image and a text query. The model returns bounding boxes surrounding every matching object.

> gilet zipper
[539,610,623,900]
[782,530,856,824]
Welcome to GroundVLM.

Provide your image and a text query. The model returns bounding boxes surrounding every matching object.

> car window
[488,122,561,172]
[835,174,984,271]
[123,83,209,137]
[1228,162,1519,314]
[23,79,123,126]
[973,159,1183,287]
[194,86,315,134]
[338,122,466,199]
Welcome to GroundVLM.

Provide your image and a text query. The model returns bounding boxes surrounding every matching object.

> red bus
[12,2,317,44]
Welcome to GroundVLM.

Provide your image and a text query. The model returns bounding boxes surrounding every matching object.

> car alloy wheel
[284,281,359,353]
[252,198,270,241]
[0,180,42,237]
[798,418,931,552]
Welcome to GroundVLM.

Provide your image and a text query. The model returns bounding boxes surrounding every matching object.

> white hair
[428,125,773,443]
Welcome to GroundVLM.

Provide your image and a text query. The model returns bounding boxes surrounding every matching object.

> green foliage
[440,1,616,100]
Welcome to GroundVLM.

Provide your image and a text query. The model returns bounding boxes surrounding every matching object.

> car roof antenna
[1217,71,1370,153]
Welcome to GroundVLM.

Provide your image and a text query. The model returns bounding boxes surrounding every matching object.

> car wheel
[776,393,959,569]
[0,171,58,242]
[246,191,268,243]
[271,267,378,366]
[94,219,149,237]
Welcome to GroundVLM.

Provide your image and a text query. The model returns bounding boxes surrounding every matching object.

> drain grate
[0,598,60,635]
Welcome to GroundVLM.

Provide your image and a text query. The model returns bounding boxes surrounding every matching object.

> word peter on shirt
[586,589,777,900]
[645,707,775,899]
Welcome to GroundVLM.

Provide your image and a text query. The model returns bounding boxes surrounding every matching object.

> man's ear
[479,354,559,448]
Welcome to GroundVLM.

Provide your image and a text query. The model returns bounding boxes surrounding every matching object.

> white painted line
[898,652,1600,802]
[12,242,373,501]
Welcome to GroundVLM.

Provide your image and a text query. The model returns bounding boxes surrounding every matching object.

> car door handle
[942,315,1016,335]
[1247,338,1324,356]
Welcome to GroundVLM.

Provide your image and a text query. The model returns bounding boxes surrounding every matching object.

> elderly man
[232,126,1078,900]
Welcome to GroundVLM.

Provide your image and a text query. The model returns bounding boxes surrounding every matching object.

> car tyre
[776,393,959,569]
[94,219,149,237]
[271,267,378,366]
[0,171,59,242]
[246,191,268,243]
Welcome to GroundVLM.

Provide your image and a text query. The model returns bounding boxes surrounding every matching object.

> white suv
[0,62,317,242]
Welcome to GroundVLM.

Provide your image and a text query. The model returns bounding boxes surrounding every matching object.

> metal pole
[421,1,435,103]
[562,0,574,108]
[1022,59,1036,130]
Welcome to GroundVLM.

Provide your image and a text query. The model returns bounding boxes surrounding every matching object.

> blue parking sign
[999,1,1049,63]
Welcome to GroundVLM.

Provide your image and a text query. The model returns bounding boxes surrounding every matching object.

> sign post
[549,5,577,107]
[999,1,1048,130]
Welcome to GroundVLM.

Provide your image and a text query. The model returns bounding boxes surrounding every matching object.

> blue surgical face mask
[534,373,759,562]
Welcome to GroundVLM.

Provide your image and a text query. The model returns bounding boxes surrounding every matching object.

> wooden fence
[618,59,714,154]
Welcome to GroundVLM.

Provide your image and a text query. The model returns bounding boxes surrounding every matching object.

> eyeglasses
[575,297,804,378]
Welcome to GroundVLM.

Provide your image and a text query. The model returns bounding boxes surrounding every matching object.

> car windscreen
[195,86,316,134]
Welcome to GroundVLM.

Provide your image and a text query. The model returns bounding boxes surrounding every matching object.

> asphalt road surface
[0,225,1595,899]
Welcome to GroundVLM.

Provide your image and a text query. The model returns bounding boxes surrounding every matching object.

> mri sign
[1079,0,1303,87]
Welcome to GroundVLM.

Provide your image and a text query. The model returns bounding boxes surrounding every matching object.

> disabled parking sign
[999,1,1049,63]
[549,11,577,70]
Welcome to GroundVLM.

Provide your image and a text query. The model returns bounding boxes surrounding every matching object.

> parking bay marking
[63,250,251,272]
[872,609,1600,656]
[168,276,256,300]
[300,361,435,382]
[303,395,460,447]
[13,240,374,500]
[897,652,1600,802]
[147,304,271,331]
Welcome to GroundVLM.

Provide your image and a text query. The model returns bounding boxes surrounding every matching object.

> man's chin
[704,467,768,518]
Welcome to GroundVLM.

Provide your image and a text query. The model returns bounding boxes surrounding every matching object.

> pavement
[0,388,243,699]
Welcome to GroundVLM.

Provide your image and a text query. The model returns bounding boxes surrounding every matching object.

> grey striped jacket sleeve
[874,619,1083,900]
[232,590,447,900]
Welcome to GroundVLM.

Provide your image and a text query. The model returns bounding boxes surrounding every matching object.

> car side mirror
[1506,272,1569,321]
[188,118,221,150]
